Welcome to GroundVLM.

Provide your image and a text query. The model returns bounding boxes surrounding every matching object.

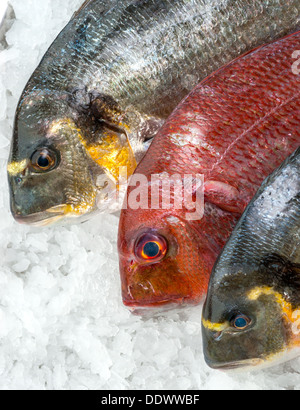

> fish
[8,0,300,226]
[118,31,300,312]
[202,147,300,371]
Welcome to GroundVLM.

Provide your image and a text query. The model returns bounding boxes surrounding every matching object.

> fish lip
[13,210,65,226]
[123,292,202,312]
[123,297,184,308]
[123,297,195,315]
[205,358,264,371]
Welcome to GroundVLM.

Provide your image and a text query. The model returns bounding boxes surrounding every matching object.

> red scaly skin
[118,32,300,311]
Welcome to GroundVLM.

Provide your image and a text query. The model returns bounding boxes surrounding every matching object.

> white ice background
[0,0,299,390]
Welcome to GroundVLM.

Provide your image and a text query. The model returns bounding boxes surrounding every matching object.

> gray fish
[202,147,300,371]
[8,0,300,226]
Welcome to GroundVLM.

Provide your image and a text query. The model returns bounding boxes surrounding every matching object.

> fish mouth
[123,296,195,315]
[12,201,98,226]
[205,347,298,372]
[13,209,66,227]
[206,358,265,371]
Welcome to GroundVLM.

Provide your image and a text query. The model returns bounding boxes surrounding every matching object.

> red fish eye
[135,234,168,262]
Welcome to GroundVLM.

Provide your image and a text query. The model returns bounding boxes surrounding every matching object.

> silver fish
[202,147,300,371]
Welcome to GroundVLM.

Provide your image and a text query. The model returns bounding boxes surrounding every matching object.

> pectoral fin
[70,91,137,182]
[204,180,245,214]
[82,132,137,183]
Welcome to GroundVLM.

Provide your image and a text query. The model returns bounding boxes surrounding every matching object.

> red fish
[118,32,300,311]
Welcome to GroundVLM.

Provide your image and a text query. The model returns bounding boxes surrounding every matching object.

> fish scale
[202,148,300,370]
[118,31,300,310]
[162,38,300,186]
[8,0,300,225]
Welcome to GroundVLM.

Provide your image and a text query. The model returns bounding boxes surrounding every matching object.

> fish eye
[135,233,168,262]
[231,314,251,330]
[31,148,58,172]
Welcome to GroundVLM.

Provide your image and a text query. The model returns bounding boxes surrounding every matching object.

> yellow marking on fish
[79,130,137,184]
[247,287,300,358]
[30,214,66,227]
[51,118,137,184]
[62,201,96,216]
[202,318,228,332]
[49,119,100,214]
[264,349,288,364]
[248,287,300,343]
[7,160,28,176]
[247,287,294,321]
[47,198,97,217]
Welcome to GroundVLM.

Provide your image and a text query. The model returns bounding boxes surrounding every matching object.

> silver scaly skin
[8,0,300,225]
[202,147,300,371]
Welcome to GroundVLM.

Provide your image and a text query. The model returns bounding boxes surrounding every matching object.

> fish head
[202,262,300,371]
[8,91,99,226]
[118,203,213,311]
[8,88,141,225]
